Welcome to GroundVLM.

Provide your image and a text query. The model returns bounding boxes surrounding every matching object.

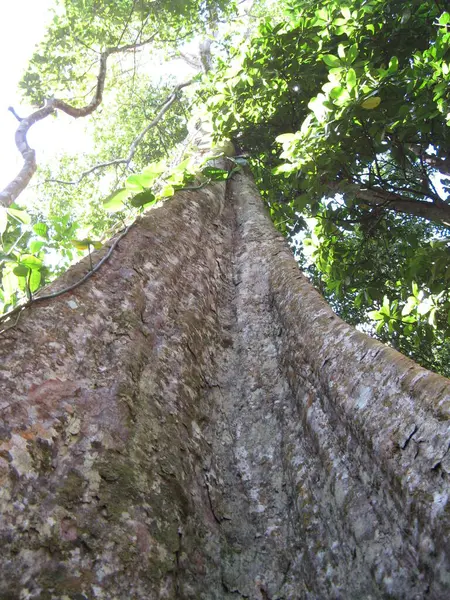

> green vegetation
[1,0,450,375]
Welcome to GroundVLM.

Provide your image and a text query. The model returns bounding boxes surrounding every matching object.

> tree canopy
[1,0,450,375]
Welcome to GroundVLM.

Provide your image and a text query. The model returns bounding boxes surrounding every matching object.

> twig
[116,0,137,47]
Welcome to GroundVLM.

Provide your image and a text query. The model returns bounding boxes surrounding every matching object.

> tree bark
[1,168,450,599]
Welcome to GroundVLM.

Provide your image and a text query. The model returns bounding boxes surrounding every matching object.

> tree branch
[0,35,157,208]
[327,182,450,228]
[407,144,450,177]
[45,79,194,186]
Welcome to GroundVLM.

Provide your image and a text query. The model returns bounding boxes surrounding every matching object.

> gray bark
[1,167,450,599]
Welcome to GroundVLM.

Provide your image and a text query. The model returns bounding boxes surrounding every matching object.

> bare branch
[0,35,157,208]
[7,107,24,122]
[45,78,194,186]
[178,51,202,70]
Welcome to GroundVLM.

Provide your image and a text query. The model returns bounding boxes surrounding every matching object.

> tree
[2,0,450,373]
[1,164,450,598]
[1,3,450,595]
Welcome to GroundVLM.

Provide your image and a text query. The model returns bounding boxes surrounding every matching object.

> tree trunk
[1,167,450,599]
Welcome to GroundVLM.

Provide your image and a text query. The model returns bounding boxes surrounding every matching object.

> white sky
[0,0,57,190]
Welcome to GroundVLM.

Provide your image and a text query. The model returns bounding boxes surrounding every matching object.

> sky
[0,0,57,190]
[0,1,199,200]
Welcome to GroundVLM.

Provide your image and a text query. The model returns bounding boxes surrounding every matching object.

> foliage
[0,0,237,317]
[0,142,234,317]
[298,211,450,375]
[21,0,235,104]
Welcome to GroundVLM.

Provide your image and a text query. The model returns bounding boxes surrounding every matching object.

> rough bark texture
[1,168,450,599]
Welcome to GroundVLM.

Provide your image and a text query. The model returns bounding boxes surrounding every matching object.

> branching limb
[44,78,194,186]
[327,181,450,227]
[0,35,157,208]
[407,143,450,177]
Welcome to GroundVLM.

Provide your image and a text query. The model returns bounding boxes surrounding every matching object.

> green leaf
[28,271,42,292]
[275,133,297,144]
[0,207,7,235]
[172,157,192,173]
[428,308,437,327]
[346,68,357,91]
[381,295,390,316]
[401,296,417,316]
[33,222,48,239]
[143,160,166,175]
[2,270,19,299]
[70,239,101,251]
[417,298,433,315]
[387,56,398,74]
[347,45,359,65]
[361,97,381,109]
[323,54,341,68]
[401,316,416,324]
[201,167,229,180]
[29,269,41,293]
[400,8,411,24]
[439,12,450,26]
[7,208,30,224]
[368,309,383,321]
[16,274,27,292]
[294,194,311,210]
[13,265,30,278]
[20,254,43,270]
[272,163,294,174]
[103,188,129,212]
[29,240,45,253]
[161,185,175,198]
[126,173,158,191]
[341,7,351,20]
[130,190,156,208]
